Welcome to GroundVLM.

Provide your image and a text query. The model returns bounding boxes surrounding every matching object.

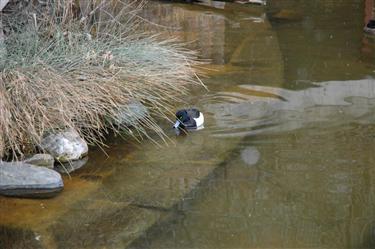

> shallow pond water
[2,0,375,248]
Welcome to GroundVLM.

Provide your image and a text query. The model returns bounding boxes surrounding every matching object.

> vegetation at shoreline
[0,0,202,158]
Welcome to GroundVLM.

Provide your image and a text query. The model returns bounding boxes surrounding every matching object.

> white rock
[40,129,88,163]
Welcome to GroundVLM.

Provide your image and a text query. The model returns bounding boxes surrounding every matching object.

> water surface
[134,1,375,248]
[2,0,375,248]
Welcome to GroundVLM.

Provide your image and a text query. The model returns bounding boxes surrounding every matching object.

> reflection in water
[240,146,260,166]
[141,2,228,64]
[207,79,375,137]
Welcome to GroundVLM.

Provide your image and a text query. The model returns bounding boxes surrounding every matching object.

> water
[2,0,375,248]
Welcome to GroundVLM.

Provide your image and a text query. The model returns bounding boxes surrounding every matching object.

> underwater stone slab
[48,199,164,249]
[101,127,241,210]
[40,129,88,163]
[0,161,63,198]
[23,154,55,169]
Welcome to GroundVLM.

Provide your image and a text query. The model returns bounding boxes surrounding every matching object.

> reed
[0,0,202,157]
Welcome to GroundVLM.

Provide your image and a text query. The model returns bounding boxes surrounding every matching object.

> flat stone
[48,200,163,249]
[40,129,88,163]
[23,154,55,169]
[0,161,63,198]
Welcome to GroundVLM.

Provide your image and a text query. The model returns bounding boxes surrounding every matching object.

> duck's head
[368,19,375,29]
[173,110,189,129]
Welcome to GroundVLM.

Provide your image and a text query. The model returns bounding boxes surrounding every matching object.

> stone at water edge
[0,161,63,198]
[23,154,55,169]
[40,129,88,163]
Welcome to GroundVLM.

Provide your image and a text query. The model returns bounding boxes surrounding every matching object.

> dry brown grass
[0,0,203,158]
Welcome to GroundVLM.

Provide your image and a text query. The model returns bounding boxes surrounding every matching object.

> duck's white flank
[194,112,204,127]
[173,120,181,129]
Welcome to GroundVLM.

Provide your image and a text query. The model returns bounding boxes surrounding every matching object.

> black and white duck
[173,108,204,130]
[364,19,375,34]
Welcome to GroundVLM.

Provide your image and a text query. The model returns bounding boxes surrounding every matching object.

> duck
[364,19,375,34]
[173,108,204,130]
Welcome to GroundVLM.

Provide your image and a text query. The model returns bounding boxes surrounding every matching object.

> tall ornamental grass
[0,0,202,157]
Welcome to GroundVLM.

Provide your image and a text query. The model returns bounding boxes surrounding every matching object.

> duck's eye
[179,116,183,120]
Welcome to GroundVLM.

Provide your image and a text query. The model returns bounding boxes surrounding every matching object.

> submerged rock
[55,157,88,174]
[0,161,63,198]
[23,154,55,169]
[40,129,88,163]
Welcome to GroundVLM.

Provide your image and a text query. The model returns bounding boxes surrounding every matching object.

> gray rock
[55,157,88,174]
[0,161,63,198]
[40,129,88,163]
[23,154,55,169]
[113,101,149,126]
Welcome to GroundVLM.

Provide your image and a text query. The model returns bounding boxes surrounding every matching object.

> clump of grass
[0,0,202,158]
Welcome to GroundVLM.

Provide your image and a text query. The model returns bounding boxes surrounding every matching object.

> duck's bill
[173,120,181,129]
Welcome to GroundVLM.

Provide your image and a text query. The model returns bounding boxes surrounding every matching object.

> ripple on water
[204,79,375,138]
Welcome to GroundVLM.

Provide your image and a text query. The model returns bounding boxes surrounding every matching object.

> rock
[55,157,88,174]
[0,0,10,11]
[40,129,88,163]
[23,154,55,169]
[0,161,63,198]
[113,101,149,127]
